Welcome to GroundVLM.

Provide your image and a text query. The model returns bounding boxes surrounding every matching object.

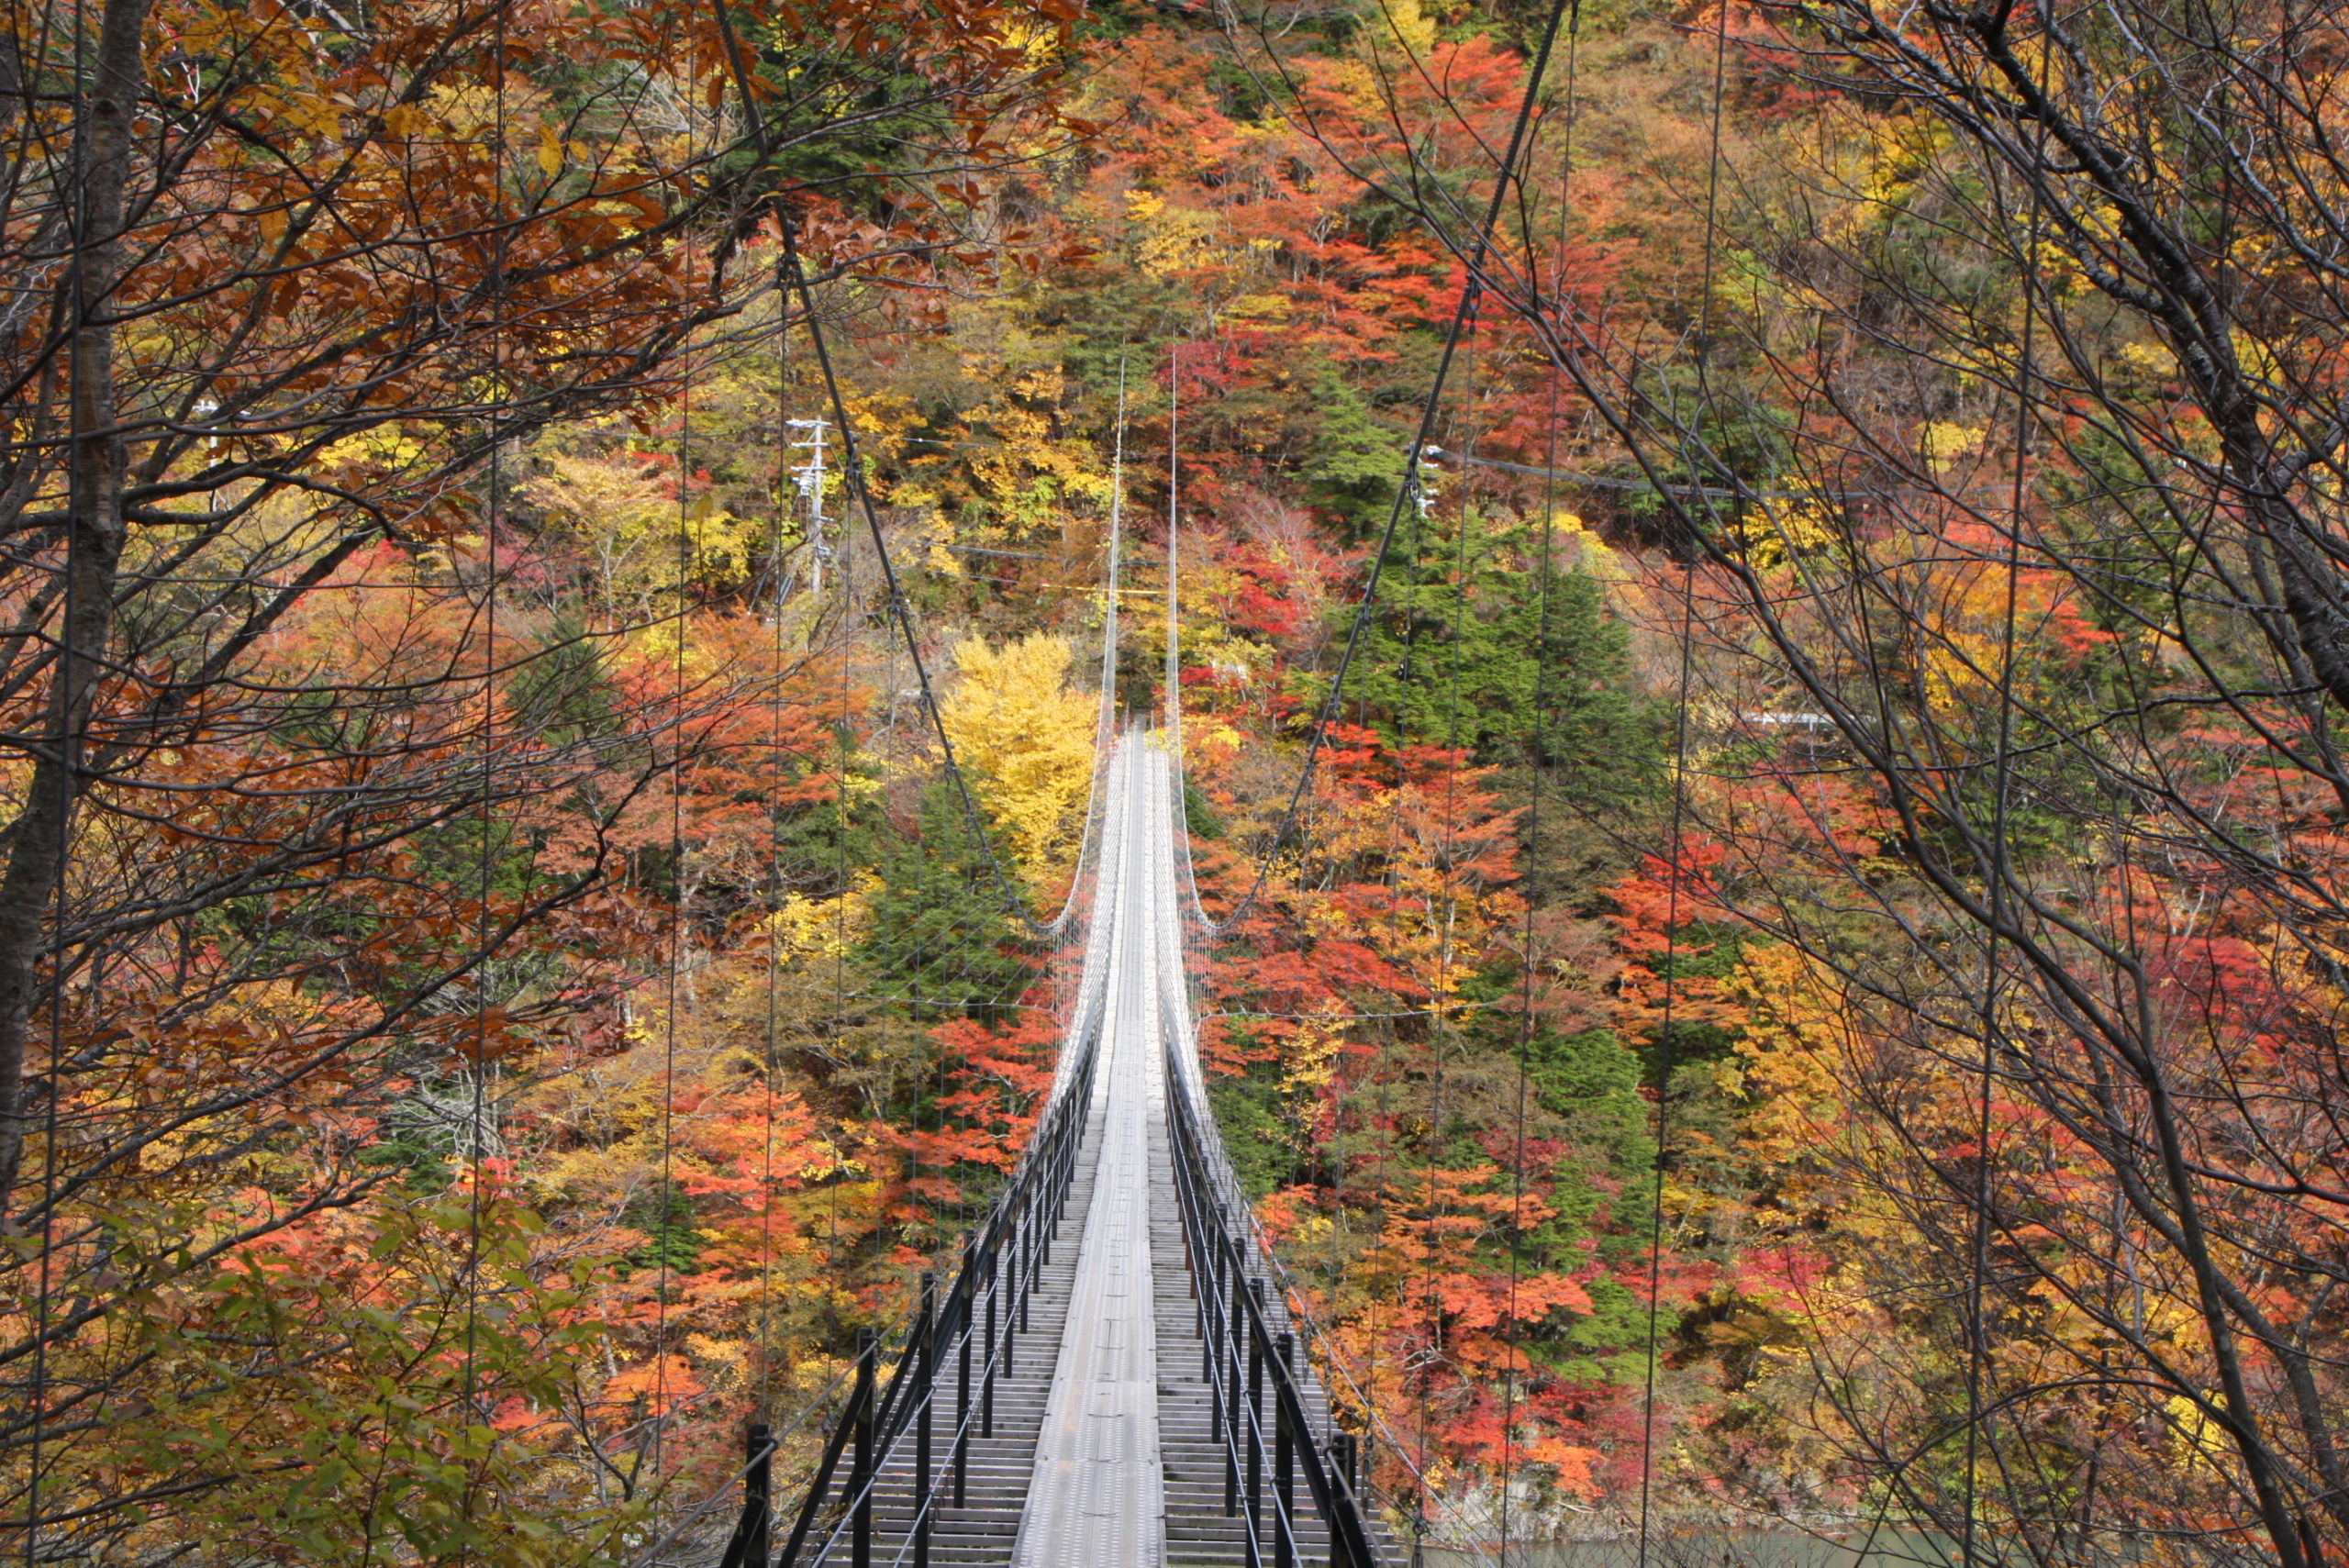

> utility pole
[787,416,830,595]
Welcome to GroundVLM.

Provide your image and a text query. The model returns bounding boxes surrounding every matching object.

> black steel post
[1029,1182,1044,1315]
[916,1273,936,1568]
[718,1419,774,1568]
[1185,1196,1199,1310]
[1050,1129,1064,1243]
[852,1327,877,1568]
[983,1251,997,1439]
[1038,1156,1053,1265]
[1203,1232,1219,1383]
[749,1422,774,1564]
[1005,1217,1020,1376]
[949,1276,967,1511]
[1225,1259,1243,1515]
[1248,1282,1265,1565]
[1275,1332,1296,1568]
[1208,1245,1224,1442]
[1328,1432,1359,1568]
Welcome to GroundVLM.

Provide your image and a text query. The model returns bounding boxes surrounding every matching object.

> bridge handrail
[1163,1027,1386,1568]
[718,1006,1106,1568]
[1161,752,1518,1561]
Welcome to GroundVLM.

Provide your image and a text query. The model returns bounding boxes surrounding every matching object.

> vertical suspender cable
[1964,44,2045,1562]
[1639,9,1731,1562]
[459,7,512,1554]
[1107,359,1125,730]
[1384,432,1431,1563]
[759,247,796,1421]
[653,74,697,1492]
[1502,18,1583,1556]
[826,259,853,1308]
[1634,505,1698,1568]
[1416,260,1484,1563]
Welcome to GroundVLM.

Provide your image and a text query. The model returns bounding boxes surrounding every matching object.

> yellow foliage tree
[941,635,1098,891]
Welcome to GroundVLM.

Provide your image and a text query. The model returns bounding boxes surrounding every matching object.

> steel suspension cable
[652,74,703,1491]
[1166,345,1181,745]
[1963,47,2049,1564]
[459,10,512,1554]
[826,283,855,1353]
[1637,8,1733,1560]
[759,247,797,1423]
[1416,284,1484,1564]
[774,223,1064,946]
[1196,0,1576,937]
[1502,17,1583,1561]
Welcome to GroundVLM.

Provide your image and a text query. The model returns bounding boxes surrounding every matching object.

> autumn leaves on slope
[0,0,1094,1552]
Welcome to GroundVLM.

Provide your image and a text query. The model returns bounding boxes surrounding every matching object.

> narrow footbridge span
[715,734,1397,1568]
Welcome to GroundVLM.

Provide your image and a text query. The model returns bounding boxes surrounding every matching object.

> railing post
[1038,1151,1053,1265]
[983,1250,997,1439]
[1247,1281,1265,1568]
[955,1242,974,1508]
[1029,1200,1043,1307]
[718,1419,774,1568]
[1203,1227,1219,1384]
[1018,1206,1032,1336]
[852,1327,877,1568]
[916,1273,936,1568]
[1275,1332,1296,1568]
[1207,1245,1223,1441]
[1328,1433,1360,1568]
[1006,1217,1020,1375]
[1225,1257,1243,1517]
[751,1421,774,1560]
[1184,1195,1198,1307]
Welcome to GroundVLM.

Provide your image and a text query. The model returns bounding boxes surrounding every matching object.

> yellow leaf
[939,635,1097,891]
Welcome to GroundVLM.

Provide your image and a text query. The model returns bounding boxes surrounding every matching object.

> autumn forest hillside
[6,0,2349,1561]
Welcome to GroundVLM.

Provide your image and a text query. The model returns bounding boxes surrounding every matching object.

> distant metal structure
[786,416,830,595]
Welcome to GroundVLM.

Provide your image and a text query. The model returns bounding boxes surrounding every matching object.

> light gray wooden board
[1013,748,1169,1568]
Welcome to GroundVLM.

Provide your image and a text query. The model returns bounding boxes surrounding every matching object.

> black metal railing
[716,1026,1102,1568]
[1163,1035,1386,1568]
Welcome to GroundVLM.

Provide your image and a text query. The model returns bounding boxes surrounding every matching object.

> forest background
[6,0,2348,1560]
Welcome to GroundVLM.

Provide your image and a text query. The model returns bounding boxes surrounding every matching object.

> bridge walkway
[774,740,1395,1568]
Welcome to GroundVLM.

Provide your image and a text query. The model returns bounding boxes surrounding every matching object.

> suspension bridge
[685,102,1550,1563]
[708,730,1397,1568]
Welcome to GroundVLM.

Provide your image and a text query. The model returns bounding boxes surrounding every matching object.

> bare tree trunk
[0,0,150,1213]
